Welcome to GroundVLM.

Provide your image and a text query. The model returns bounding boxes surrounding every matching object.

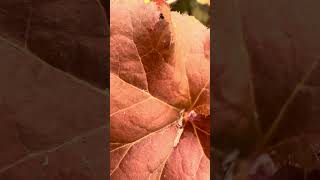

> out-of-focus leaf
[215,0,320,179]
[0,0,108,179]
[171,0,210,27]
[197,0,210,6]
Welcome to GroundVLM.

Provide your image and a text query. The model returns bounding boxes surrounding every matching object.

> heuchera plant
[214,0,320,179]
[110,0,210,179]
[0,0,107,179]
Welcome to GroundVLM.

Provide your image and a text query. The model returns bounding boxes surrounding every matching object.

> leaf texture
[0,0,108,89]
[0,0,108,179]
[110,0,210,179]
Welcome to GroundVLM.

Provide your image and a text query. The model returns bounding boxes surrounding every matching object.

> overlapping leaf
[110,0,210,179]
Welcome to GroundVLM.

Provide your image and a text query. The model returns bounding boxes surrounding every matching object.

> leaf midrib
[0,35,107,96]
[257,59,319,151]
[0,33,107,174]
[0,126,106,174]
[110,75,210,177]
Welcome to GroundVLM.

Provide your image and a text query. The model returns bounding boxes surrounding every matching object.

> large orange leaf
[110,0,210,179]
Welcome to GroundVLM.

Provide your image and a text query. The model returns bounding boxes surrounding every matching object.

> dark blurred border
[106,0,110,176]
[210,0,215,178]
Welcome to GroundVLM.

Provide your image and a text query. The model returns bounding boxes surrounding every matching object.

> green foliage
[171,0,210,27]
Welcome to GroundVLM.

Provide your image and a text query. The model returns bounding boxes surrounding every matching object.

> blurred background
[169,0,210,27]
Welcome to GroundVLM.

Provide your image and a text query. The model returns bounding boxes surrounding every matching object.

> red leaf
[0,0,108,89]
[215,0,320,179]
[0,0,107,179]
[110,0,210,179]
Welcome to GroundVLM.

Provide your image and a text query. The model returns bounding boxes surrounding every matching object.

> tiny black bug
[159,13,164,19]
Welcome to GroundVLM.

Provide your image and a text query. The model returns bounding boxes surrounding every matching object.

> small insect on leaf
[110,0,210,178]
[159,13,165,19]
[155,0,173,27]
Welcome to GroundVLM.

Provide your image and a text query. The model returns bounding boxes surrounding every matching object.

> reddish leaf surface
[214,0,258,154]
[0,0,108,179]
[215,0,320,179]
[0,0,108,89]
[110,0,210,179]
[241,0,320,175]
